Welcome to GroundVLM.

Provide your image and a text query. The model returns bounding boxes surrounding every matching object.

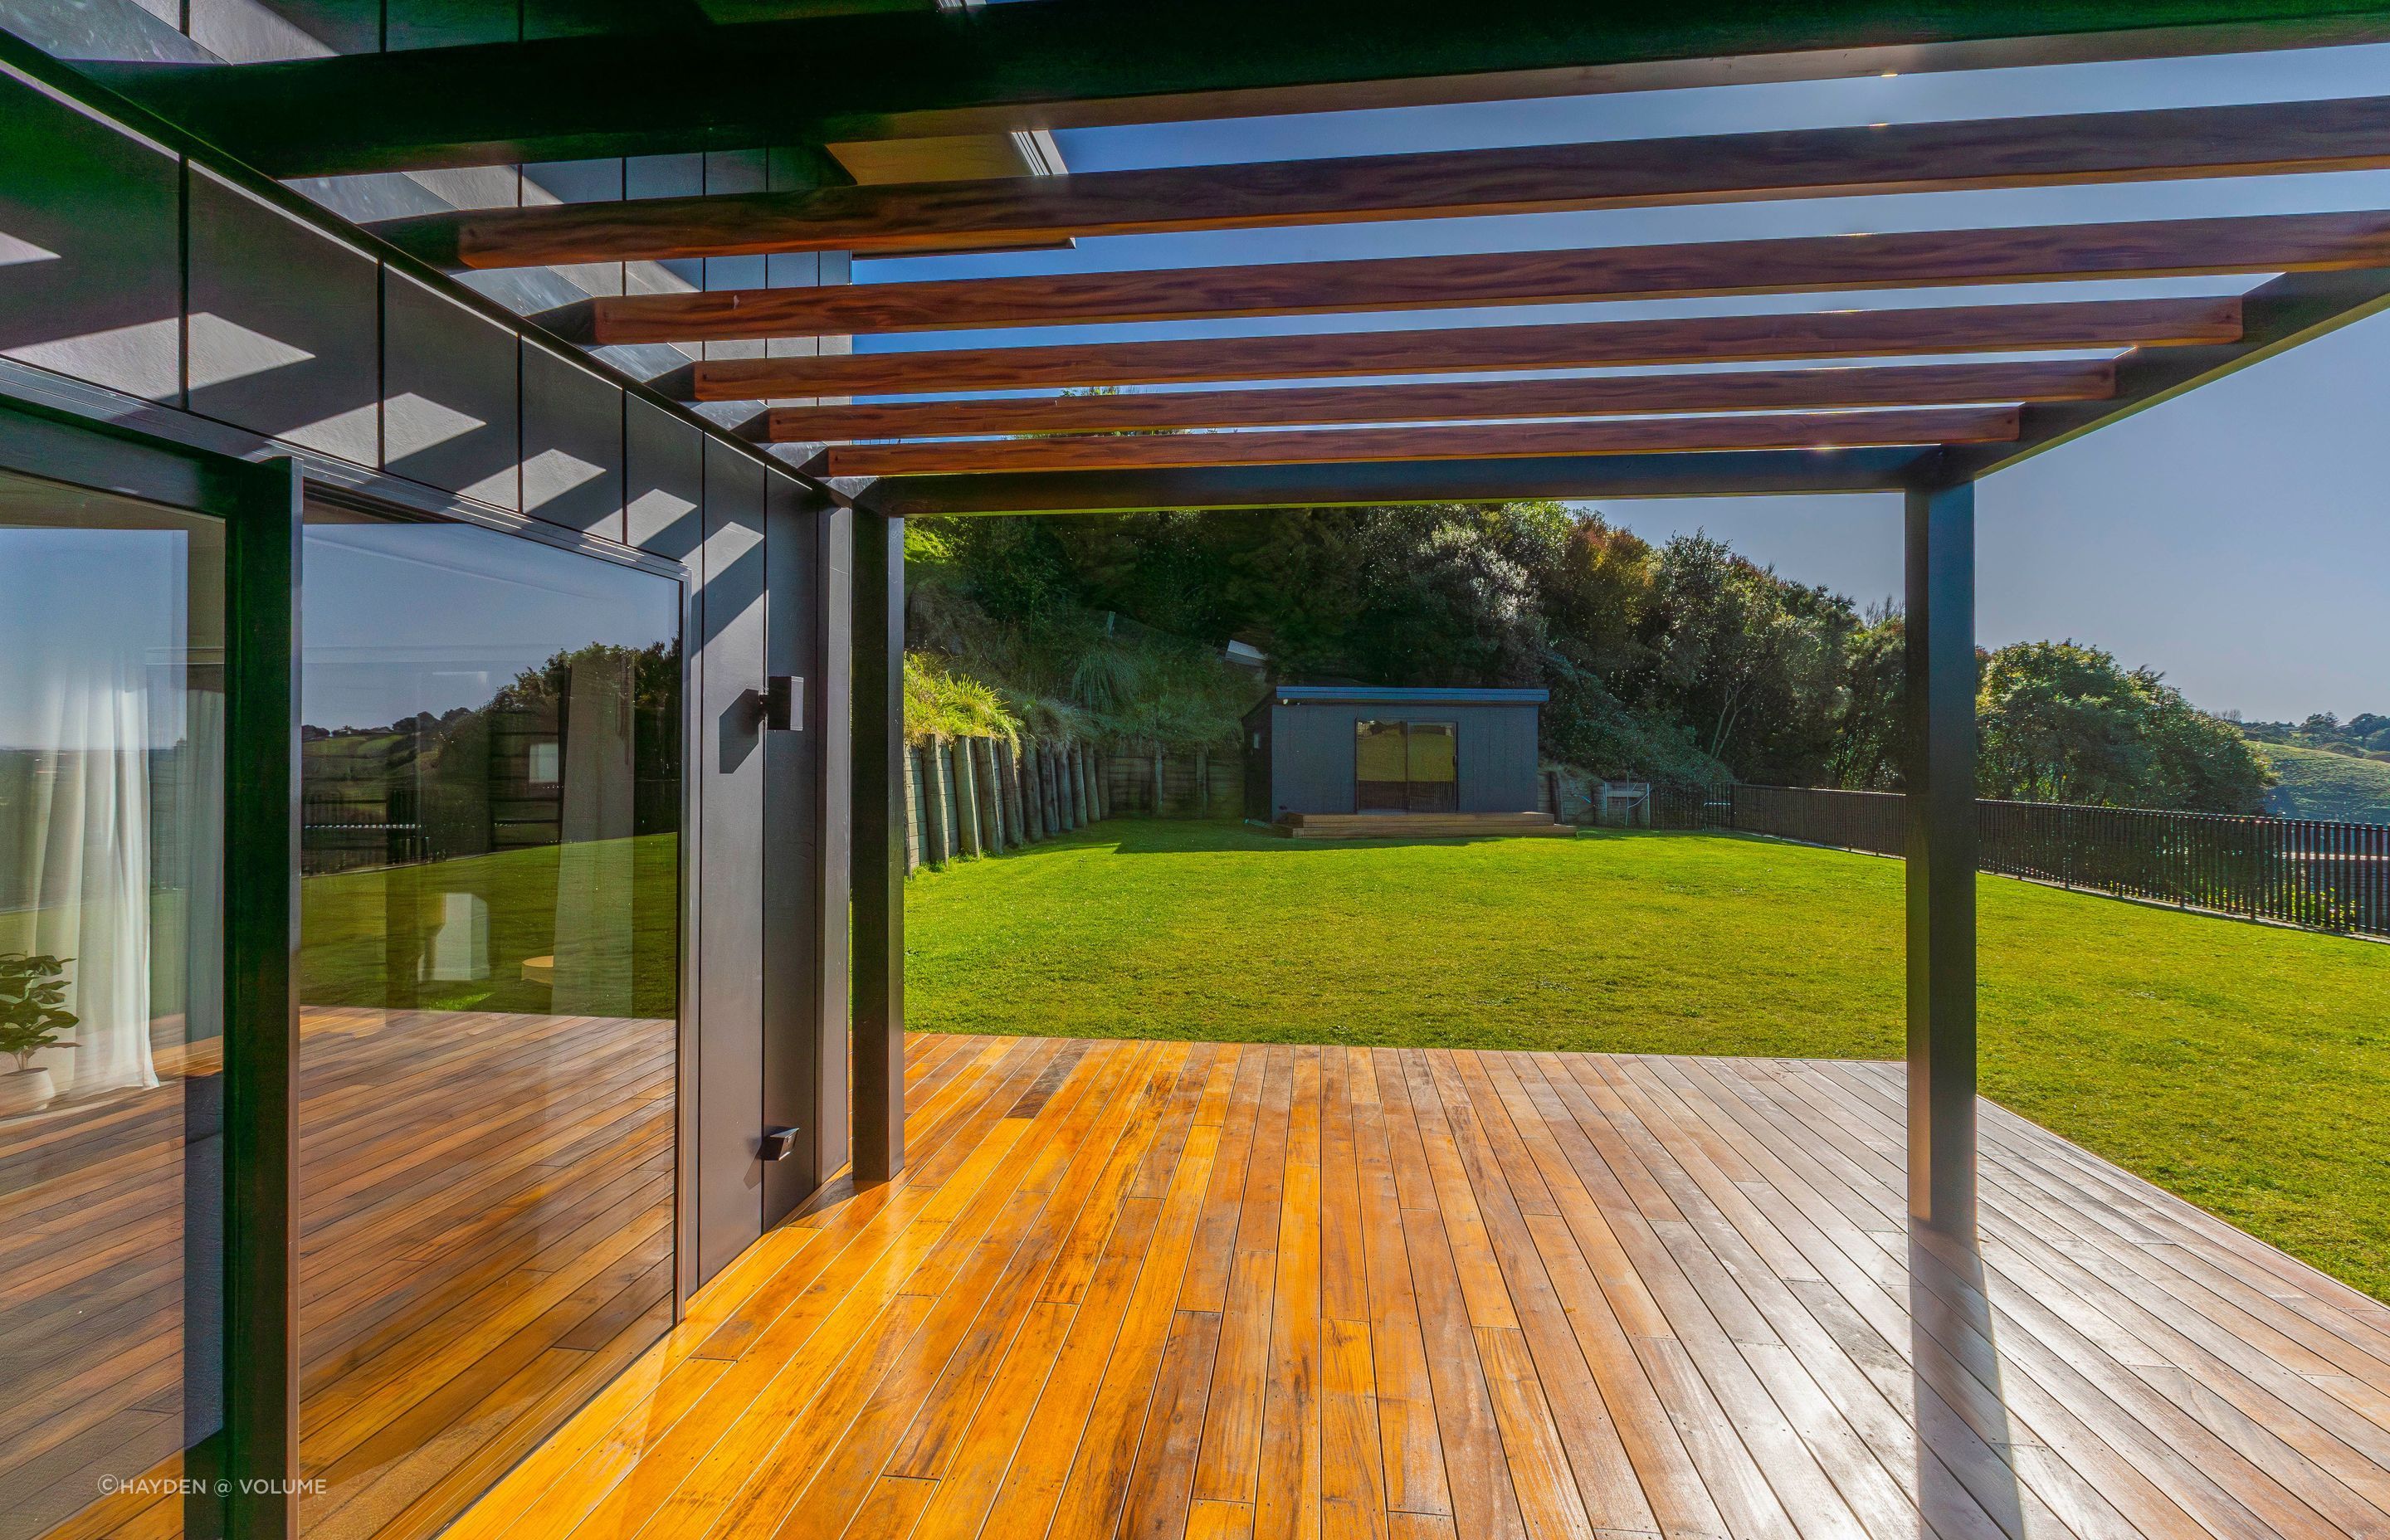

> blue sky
[851,42,2390,723]
[300,520,679,731]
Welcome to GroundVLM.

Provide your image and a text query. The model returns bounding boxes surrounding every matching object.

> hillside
[2259,742,2390,824]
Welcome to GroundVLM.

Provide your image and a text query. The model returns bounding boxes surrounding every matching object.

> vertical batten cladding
[694,441,768,1279]
[765,472,841,1204]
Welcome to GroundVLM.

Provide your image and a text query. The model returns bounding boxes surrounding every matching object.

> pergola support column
[1905,479,1978,1237]
[852,510,905,1182]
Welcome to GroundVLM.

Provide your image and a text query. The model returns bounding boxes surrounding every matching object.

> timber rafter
[582,212,2390,344]
[378,95,2390,269]
[685,297,2241,400]
[752,359,2116,444]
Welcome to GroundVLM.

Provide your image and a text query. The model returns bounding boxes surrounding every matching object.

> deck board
[327,1036,2390,1540]
[7,1006,676,1540]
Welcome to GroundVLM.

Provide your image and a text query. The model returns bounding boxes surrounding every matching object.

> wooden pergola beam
[378,95,2390,269]
[585,211,2390,344]
[847,445,1939,516]
[818,406,2020,477]
[685,296,2240,401]
[754,358,2114,443]
[80,0,2390,178]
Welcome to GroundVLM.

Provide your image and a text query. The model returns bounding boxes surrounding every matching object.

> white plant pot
[0,1066,57,1116]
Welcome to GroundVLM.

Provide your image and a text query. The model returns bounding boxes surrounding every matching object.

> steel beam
[846,446,1935,515]
[1938,262,2390,480]
[851,510,905,1183]
[75,0,2390,176]
[1904,478,1978,1239]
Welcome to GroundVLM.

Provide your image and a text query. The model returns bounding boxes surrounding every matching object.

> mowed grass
[906,817,2390,1299]
[300,833,680,1016]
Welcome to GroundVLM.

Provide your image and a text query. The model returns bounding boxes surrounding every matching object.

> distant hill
[2257,743,2390,826]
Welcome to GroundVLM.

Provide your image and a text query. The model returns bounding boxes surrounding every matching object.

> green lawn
[907,817,2390,1299]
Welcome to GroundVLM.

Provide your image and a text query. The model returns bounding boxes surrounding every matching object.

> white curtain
[10,660,159,1097]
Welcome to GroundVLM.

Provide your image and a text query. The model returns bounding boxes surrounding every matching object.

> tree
[1632,534,1859,784]
[1827,607,1906,790]
[913,504,2281,812]
[1977,641,2270,813]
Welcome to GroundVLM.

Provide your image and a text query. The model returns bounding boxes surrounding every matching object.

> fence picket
[1651,782,2388,938]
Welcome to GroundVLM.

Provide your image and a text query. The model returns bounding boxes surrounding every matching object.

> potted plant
[0,953,78,1115]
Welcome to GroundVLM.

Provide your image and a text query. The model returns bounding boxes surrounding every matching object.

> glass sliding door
[295,504,680,1539]
[0,470,223,1540]
[1354,719,1460,814]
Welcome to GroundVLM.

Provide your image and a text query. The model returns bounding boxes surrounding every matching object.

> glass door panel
[1356,719,1461,814]
[1406,723,1459,813]
[295,506,680,1536]
[1354,720,1407,812]
[0,470,222,1540]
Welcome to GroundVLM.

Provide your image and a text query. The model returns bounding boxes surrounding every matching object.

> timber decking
[7,1006,674,1540]
[451,1033,2390,1540]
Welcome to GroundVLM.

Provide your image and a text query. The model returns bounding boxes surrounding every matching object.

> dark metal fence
[1651,782,2390,938]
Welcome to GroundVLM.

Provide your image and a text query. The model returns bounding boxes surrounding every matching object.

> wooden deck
[449,1032,2390,1540]
[7,1006,674,1540]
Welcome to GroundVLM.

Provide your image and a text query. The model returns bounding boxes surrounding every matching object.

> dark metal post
[852,510,905,1183]
[222,456,303,1539]
[1905,478,1978,1238]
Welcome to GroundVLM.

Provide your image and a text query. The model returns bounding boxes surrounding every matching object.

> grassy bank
[2261,740,2390,823]
[906,817,2390,1299]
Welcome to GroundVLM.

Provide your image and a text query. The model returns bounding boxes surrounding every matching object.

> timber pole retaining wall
[903,737,1121,873]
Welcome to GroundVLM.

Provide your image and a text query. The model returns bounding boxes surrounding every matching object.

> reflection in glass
[1407,723,1459,813]
[295,507,680,1539]
[0,470,222,1540]
[1355,719,1460,814]
[1356,720,1407,813]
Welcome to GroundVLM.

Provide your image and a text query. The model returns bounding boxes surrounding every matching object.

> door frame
[0,389,300,1540]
